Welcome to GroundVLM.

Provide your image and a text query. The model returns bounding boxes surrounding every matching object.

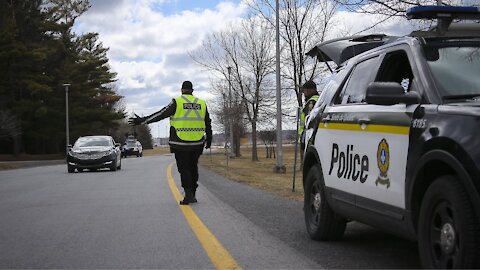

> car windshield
[74,137,111,148]
[426,45,480,101]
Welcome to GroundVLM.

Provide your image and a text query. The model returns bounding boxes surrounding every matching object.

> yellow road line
[319,122,410,135]
[166,162,242,270]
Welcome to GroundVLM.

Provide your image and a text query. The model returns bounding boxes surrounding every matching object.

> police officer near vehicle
[129,81,212,205]
[299,80,319,151]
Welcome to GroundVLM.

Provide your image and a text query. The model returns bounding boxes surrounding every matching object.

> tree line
[192,0,338,161]
[0,0,128,155]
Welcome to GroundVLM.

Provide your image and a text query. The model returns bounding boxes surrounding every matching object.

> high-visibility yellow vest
[299,95,319,136]
[170,95,207,143]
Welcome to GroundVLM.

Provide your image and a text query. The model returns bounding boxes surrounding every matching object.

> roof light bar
[407,5,480,35]
[407,5,480,20]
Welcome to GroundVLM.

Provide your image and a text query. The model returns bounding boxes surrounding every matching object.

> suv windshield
[75,137,111,148]
[426,45,480,100]
[126,141,136,147]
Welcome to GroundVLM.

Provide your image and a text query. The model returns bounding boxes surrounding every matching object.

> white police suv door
[316,48,419,209]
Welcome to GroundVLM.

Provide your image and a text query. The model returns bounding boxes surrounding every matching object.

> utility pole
[223,92,229,172]
[63,83,71,156]
[228,66,234,158]
[274,0,285,173]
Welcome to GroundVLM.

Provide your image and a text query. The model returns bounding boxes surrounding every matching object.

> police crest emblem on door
[376,138,390,189]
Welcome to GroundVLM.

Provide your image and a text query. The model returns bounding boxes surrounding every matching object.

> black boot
[191,189,198,203]
[180,189,195,205]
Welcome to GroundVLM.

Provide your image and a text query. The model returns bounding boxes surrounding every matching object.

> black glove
[205,140,211,149]
[128,114,146,126]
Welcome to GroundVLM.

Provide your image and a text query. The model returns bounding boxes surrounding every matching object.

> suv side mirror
[68,144,73,149]
[366,82,421,105]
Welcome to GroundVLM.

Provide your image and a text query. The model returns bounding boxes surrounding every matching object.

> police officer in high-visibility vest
[129,81,212,205]
[299,80,319,151]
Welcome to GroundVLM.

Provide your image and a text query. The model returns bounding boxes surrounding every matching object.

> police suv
[302,6,480,269]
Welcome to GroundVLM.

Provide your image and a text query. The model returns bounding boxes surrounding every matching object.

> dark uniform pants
[174,148,203,190]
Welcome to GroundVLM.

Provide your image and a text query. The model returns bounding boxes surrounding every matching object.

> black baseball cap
[181,81,193,91]
[302,80,316,91]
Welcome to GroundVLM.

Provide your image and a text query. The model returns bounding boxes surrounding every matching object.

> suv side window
[375,50,415,92]
[335,57,379,104]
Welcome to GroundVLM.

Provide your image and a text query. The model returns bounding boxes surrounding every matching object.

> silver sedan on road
[67,135,122,173]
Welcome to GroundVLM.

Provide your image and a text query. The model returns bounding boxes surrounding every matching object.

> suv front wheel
[304,164,346,241]
[418,175,480,268]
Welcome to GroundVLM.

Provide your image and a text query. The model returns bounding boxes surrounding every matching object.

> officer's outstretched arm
[128,114,146,126]
[130,99,177,126]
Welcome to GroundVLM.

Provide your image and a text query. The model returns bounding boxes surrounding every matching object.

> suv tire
[304,164,346,241]
[418,175,480,268]
[67,165,75,173]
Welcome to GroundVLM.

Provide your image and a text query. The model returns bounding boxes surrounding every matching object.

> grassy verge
[199,145,304,201]
[0,154,64,162]
[0,163,21,171]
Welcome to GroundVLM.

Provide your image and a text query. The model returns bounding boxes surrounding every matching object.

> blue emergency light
[407,5,480,20]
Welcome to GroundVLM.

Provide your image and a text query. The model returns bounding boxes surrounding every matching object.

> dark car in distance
[67,135,122,173]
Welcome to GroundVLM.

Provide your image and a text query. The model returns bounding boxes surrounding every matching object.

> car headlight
[104,150,116,157]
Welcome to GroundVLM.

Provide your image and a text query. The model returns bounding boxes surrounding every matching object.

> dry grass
[143,147,171,156]
[0,163,20,171]
[199,145,304,201]
[0,154,64,162]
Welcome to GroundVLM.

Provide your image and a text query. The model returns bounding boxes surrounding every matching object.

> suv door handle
[358,118,371,125]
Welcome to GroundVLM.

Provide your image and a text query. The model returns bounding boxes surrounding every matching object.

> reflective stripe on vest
[170,95,206,142]
[299,95,319,135]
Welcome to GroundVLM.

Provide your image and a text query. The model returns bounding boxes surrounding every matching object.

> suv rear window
[335,57,379,104]
[376,50,414,92]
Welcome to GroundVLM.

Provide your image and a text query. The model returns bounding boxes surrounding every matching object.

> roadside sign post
[63,83,71,157]
[292,107,301,192]
[228,66,234,158]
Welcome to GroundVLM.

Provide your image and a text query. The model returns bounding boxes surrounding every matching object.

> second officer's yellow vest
[299,95,319,136]
[170,95,207,143]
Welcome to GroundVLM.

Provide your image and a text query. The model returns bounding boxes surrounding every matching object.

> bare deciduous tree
[0,110,21,140]
[0,110,21,156]
[191,17,276,161]
[209,79,246,157]
[258,130,276,158]
[331,0,480,35]
[333,0,479,17]
[249,0,338,108]
[236,18,276,161]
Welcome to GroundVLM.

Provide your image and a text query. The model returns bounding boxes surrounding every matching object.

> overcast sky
[73,0,415,138]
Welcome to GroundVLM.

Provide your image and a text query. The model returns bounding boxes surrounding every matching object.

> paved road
[0,155,420,268]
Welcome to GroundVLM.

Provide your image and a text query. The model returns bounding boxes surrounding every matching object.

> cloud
[73,0,247,136]
[74,1,419,136]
